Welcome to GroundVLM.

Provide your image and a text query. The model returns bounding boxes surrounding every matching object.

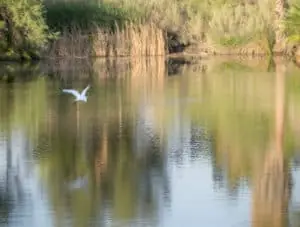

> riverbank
[0,55,295,79]
[1,0,300,62]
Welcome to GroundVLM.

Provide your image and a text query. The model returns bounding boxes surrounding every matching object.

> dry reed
[47,27,91,59]
[47,23,166,59]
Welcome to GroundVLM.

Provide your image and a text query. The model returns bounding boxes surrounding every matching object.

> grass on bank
[3,0,300,60]
[44,0,279,56]
[44,1,166,58]
[103,0,275,51]
[44,1,141,32]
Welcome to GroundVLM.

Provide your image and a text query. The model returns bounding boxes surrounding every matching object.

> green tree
[273,0,289,53]
[0,0,55,60]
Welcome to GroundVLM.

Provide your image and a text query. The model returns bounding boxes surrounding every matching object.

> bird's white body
[62,85,90,102]
[66,176,88,190]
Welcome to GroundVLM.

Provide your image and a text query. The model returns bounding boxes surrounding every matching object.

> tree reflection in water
[1,58,300,226]
[251,57,292,227]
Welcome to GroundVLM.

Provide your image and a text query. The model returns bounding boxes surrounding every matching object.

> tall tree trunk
[273,0,289,54]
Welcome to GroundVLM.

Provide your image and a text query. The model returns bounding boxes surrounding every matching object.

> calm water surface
[0,58,300,227]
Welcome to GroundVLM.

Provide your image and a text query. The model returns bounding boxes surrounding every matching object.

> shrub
[208,4,268,47]
[103,0,207,43]
[0,0,55,59]
[285,4,300,43]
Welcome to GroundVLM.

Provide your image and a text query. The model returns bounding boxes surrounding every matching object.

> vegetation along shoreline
[1,0,300,62]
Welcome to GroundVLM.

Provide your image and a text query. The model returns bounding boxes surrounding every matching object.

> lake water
[0,57,300,227]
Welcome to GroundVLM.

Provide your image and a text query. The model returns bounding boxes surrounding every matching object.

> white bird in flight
[62,85,91,102]
[66,176,88,190]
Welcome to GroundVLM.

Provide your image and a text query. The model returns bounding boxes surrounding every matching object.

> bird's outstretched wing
[81,85,91,96]
[62,89,81,98]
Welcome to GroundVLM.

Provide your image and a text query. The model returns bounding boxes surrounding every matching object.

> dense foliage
[0,0,54,59]
[285,4,300,43]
